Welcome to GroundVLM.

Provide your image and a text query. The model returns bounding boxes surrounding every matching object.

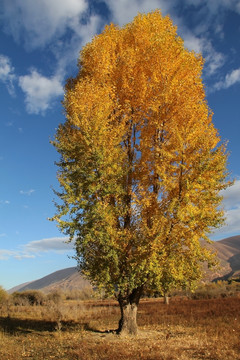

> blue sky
[0,0,240,290]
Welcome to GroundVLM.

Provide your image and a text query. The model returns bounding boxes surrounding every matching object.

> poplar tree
[52,10,229,335]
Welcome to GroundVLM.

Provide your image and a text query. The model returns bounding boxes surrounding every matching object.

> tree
[52,10,229,335]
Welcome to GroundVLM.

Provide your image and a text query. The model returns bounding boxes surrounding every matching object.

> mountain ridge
[8,267,92,294]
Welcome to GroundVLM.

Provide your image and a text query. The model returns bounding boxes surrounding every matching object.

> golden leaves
[52,10,230,297]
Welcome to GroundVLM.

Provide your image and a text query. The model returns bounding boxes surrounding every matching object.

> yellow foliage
[52,10,230,297]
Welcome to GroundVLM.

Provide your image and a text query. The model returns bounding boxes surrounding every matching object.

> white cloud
[0,55,14,80]
[183,0,240,15]
[2,0,88,49]
[206,0,240,15]
[214,68,240,90]
[2,0,102,115]
[19,70,63,114]
[0,54,16,95]
[0,200,10,205]
[178,29,225,77]
[226,68,240,87]
[203,43,225,76]
[54,14,102,77]
[183,33,203,54]
[14,254,36,260]
[0,234,7,238]
[213,180,240,238]
[23,237,73,253]
[0,237,73,261]
[20,189,35,196]
[104,0,174,25]
[220,180,240,211]
[0,250,17,260]
[0,250,36,261]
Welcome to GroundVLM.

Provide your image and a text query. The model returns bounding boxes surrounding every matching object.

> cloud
[19,189,35,196]
[0,54,16,95]
[0,234,7,238]
[0,237,73,261]
[1,0,102,115]
[1,0,88,49]
[104,0,174,25]
[19,70,63,114]
[212,180,240,238]
[23,237,74,253]
[14,254,36,260]
[0,250,35,261]
[206,0,240,15]
[214,68,240,91]
[183,0,240,15]
[177,26,225,77]
[220,180,240,211]
[203,42,225,76]
[53,14,102,78]
[0,250,17,260]
[0,200,10,205]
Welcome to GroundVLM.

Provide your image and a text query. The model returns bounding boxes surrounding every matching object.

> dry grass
[0,296,240,359]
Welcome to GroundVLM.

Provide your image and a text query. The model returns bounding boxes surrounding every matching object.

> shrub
[46,290,63,304]
[191,281,235,300]
[12,290,45,306]
[64,288,94,301]
[0,286,8,304]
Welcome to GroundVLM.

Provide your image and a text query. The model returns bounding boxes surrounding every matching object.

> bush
[190,281,236,300]
[46,290,63,304]
[12,290,45,306]
[64,288,94,301]
[0,286,8,304]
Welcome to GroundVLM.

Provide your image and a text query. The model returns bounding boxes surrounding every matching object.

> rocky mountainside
[8,236,240,293]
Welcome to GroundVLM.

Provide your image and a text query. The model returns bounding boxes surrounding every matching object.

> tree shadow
[82,322,117,334]
[0,316,58,335]
[0,316,117,336]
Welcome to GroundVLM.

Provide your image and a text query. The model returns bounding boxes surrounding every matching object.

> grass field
[0,296,240,359]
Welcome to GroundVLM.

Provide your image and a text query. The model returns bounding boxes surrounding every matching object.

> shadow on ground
[0,316,116,336]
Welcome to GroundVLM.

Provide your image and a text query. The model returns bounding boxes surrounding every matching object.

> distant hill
[8,267,91,294]
[8,281,34,293]
[8,236,240,293]
[208,235,240,281]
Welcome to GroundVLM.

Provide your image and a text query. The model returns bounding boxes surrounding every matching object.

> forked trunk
[117,287,143,336]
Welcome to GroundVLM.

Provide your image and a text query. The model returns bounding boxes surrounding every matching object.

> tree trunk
[117,287,143,335]
[164,294,169,305]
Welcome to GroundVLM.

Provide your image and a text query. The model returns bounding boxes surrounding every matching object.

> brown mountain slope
[8,267,91,294]
[210,235,240,280]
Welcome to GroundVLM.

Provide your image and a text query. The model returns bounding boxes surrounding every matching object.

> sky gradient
[0,0,240,290]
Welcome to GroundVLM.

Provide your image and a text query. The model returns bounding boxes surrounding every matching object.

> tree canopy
[52,10,229,334]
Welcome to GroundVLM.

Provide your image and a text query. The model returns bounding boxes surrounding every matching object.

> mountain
[208,235,240,281]
[8,267,91,294]
[8,236,240,293]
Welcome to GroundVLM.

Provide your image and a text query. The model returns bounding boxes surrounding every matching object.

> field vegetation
[0,283,240,359]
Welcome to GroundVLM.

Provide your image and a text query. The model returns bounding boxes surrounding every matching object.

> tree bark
[117,287,143,335]
[164,294,169,305]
